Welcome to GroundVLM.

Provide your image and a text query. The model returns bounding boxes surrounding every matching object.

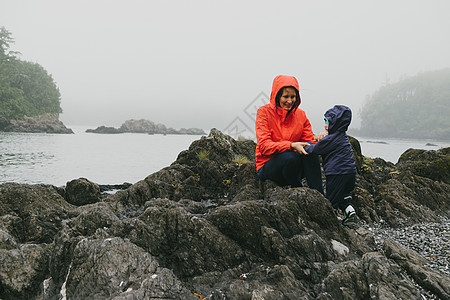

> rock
[2,113,73,134]
[362,252,422,300]
[1,130,449,299]
[319,260,368,299]
[331,239,349,256]
[63,237,196,299]
[0,183,76,243]
[154,123,167,134]
[0,228,18,250]
[401,261,450,300]
[0,183,77,299]
[178,127,207,135]
[373,172,450,226]
[383,238,428,267]
[397,147,450,184]
[116,198,246,278]
[86,126,122,134]
[69,202,121,236]
[0,243,50,299]
[86,119,207,135]
[352,185,379,224]
[320,252,423,299]
[366,140,388,144]
[65,178,102,206]
[119,119,156,133]
[349,135,364,173]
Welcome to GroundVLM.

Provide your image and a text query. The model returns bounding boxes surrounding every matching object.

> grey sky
[2,0,450,134]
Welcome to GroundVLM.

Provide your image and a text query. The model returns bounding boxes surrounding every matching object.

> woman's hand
[291,142,308,155]
[314,132,328,141]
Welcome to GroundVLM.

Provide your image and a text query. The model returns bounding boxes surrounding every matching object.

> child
[303,105,357,224]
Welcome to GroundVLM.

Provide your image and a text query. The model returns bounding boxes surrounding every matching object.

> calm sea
[1,126,449,186]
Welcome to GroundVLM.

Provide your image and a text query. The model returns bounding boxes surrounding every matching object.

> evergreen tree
[0,26,62,120]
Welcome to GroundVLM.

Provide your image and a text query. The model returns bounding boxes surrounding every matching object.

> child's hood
[325,105,352,133]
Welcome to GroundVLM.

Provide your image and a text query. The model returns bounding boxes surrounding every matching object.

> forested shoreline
[358,68,450,140]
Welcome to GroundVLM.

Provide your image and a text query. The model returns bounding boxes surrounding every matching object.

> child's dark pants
[325,173,356,210]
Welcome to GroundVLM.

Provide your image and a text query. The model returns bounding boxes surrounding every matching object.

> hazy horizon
[2,0,450,136]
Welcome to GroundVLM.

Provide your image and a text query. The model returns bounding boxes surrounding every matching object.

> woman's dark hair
[275,86,299,119]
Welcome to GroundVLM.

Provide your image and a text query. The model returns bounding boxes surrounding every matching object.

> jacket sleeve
[304,135,334,155]
[256,107,291,156]
[299,116,315,143]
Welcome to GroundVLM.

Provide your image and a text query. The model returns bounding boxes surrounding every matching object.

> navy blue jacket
[304,105,357,175]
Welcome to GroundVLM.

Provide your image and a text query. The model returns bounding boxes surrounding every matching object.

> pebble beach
[362,216,450,299]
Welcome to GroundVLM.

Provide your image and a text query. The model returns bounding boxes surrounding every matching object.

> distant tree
[0,26,62,120]
[0,27,22,119]
[0,26,21,62]
[360,69,450,140]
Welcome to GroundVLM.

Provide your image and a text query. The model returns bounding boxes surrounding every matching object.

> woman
[255,75,324,194]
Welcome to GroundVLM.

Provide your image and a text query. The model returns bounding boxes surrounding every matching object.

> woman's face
[279,87,297,110]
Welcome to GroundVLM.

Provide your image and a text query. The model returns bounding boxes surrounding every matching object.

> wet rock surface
[0,128,449,299]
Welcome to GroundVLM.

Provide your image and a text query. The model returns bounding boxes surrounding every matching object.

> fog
[2,0,450,136]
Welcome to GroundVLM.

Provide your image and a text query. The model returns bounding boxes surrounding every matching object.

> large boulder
[0,183,77,299]
[64,237,196,299]
[373,172,450,226]
[0,183,76,243]
[319,252,423,299]
[115,198,246,278]
[396,147,450,184]
[0,243,50,299]
[65,178,102,206]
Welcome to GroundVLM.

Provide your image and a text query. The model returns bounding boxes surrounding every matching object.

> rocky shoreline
[0,129,449,299]
[86,119,206,135]
[0,113,73,134]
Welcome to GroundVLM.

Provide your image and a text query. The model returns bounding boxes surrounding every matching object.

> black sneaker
[342,210,356,224]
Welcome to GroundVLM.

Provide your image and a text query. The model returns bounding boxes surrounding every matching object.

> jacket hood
[270,75,301,111]
[325,105,352,134]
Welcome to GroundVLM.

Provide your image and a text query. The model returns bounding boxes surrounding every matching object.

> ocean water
[0,126,449,186]
[354,137,449,164]
[0,126,203,186]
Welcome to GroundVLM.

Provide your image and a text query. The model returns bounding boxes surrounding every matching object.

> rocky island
[0,129,449,299]
[86,119,206,135]
[0,113,73,134]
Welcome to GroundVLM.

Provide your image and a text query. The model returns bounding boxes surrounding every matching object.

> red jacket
[255,75,315,171]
